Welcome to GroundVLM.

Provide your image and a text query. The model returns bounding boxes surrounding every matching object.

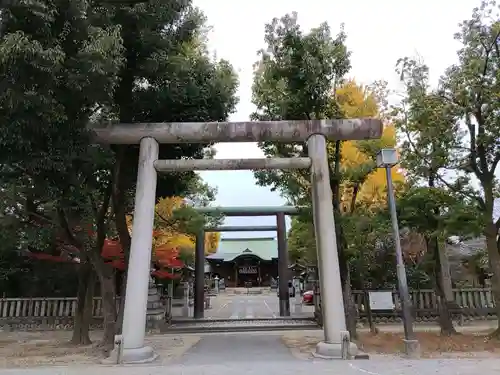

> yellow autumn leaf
[127,196,221,258]
[334,80,405,212]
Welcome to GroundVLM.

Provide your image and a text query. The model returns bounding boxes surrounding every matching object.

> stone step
[164,318,319,334]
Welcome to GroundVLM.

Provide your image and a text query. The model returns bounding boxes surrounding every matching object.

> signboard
[368,291,394,310]
[239,266,258,274]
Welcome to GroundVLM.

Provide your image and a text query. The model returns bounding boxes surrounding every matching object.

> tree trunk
[427,236,458,336]
[437,240,455,303]
[481,183,500,338]
[425,173,457,335]
[330,140,358,339]
[71,263,95,345]
[99,273,118,348]
[363,290,378,334]
[485,223,500,338]
[111,151,132,336]
[115,272,128,335]
[342,265,358,339]
[89,253,117,349]
[356,248,377,334]
[336,215,358,339]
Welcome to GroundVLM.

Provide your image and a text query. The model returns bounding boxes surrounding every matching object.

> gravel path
[0,331,200,368]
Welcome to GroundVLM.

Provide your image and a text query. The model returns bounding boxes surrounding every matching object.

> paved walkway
[202,293,314,319]
[2,357,500,375]
[174,333,296,365]
[2,331,500,374]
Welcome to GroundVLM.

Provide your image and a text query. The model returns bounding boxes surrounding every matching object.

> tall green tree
[92,0,238,260]
[251,13,392,338]
[0,0,238,347]
[92,1,237,343]
[252,13,349,205]
[0,0,124,344]
[394,57,465,335]
[440,3,500,337]
[395,0,500,335]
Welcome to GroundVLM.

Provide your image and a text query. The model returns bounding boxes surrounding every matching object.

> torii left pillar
[111,137,159,363]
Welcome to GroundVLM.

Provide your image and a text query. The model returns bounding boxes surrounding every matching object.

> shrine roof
[206,237,277,262]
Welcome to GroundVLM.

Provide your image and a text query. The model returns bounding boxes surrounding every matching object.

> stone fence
[351,288,496,323]
[0,288,496,330]
[0,297,120,320]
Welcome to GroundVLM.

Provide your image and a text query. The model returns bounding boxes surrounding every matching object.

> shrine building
[205,237,279,287]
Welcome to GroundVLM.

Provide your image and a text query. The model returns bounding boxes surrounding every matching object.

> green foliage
[89,0,239,204]
[251,13,350,204]
[287,217,316,264]
[397,187,483,239]
[396,1,500,206]
[252,12,350,122]
[0,0,238,299]
[184,175,218,208]
[0,1,123,186]
[342,208,432,290]
[394,58,460,186]
[394,0,500,294]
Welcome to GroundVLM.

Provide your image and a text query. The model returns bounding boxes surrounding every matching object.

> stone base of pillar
[403,339,420,358]
[313,332,359,360]
[313,341,359,359]
[107,345,158,364]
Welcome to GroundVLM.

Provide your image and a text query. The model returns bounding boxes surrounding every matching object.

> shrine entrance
[236,253,258,285]
[92,118,382,363]
[199,207,300,317]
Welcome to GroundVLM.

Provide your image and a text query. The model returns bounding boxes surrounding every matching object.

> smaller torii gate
[93,118,382,362]
[195,206,301,319]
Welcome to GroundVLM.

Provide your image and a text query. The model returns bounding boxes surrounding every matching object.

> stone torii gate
[93,118,382,363]
[196,205,301,319]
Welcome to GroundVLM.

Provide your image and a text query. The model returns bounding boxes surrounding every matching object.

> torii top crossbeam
[91,119,382,144]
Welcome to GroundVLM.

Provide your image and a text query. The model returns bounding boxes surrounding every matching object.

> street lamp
[376,148,420,358]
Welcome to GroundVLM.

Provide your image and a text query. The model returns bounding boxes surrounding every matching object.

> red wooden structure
[27,237,184,280]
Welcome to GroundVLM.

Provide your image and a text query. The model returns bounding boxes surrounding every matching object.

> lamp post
[376,148,420,358]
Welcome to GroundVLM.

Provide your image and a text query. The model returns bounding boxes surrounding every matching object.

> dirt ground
[0,330,200,368]
[282,330,500,360]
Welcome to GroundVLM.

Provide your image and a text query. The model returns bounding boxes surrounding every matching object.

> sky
[193,0,481,238]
